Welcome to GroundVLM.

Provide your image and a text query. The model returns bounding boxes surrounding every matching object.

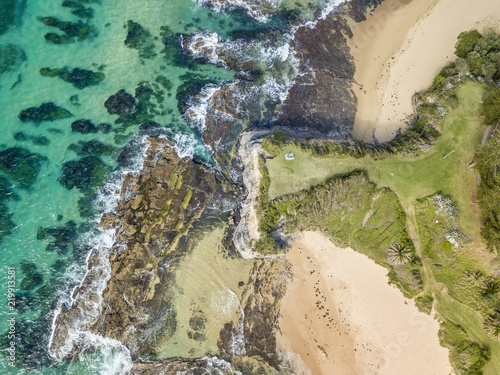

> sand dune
[277,232,451,375]
[349,0,500,142]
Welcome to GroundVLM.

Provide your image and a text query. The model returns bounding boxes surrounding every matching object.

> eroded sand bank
[349,0,500,142]
[277,232,451,375]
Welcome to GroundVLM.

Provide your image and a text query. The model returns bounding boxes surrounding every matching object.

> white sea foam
[177,356,242,375]
[173,132,212,158]
[185,32,223,65]
[48,137,150,370]
[196,0,281,23]
[210,287,240,317]
[184,83,222,132]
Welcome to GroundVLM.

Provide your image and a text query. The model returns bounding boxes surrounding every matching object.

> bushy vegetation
[435,29,500,86]
[439,320,491,375]
[476,135,500,251]
[256,170,422,296]
[481,87,500,126]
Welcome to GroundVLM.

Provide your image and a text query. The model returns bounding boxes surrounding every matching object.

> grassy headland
[255,30,500,374]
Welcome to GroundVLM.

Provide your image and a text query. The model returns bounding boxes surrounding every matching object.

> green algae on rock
[50,138,232,359]
[40,67,105,89]
[18,102,73,124]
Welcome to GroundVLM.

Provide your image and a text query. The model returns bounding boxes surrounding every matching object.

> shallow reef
[18,102,73,124]
[40,67,105,89]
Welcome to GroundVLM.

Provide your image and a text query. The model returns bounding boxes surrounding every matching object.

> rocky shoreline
[49,0,388,372]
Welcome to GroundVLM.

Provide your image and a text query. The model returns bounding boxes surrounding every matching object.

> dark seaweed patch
[20,261,44,291]
[61,0,94,19]
[13,131,29,141]
[40,67,105,89]
[0,147,45,188]
[124,20,157,59]
[39,16,96,44]
[32,135,50,146]
[59,156,109,192]
[104,89,137,117]
[71,119,98,133]
[38,220,77,255]
[0,43,26,76]
[18,102,72,124]
[67,140,115,157]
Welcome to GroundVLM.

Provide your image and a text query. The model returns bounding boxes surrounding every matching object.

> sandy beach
[277,232,451,375]
[349,0,500,143]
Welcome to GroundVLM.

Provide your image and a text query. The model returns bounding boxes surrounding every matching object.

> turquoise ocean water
[0,0,336,373]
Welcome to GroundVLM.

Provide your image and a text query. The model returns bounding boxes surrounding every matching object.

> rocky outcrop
[218,259,292,369]
[50,137,232,359]
[279,0,384,139]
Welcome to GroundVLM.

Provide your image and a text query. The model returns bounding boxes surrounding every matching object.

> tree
[481,87,500,125]
[455,30,483,58]
[387,243,412,265]
[484,309,500,339]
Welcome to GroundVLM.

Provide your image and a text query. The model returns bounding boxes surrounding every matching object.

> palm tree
[387,243,412,265]
[464,270,484,286]
[484,309,500,339]
[480,277,500,297]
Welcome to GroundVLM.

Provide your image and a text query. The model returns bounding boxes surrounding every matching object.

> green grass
[263,82,500,374]
[267,83,486,235]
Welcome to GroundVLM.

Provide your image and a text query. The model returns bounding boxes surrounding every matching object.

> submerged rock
[59,156,109,192]
[38,220,78,256]
[20,261,44,291]
[61,0,94,19]
[71,119,98,133]
[124,20,157,59]
[67,140,115,157]
[39,16,96,44]
[0,147,46,188]
[104,89,137,119]
[18,102,72,124]
[32,135,50,146]
[0,44,26,76]
[40,66,105,89]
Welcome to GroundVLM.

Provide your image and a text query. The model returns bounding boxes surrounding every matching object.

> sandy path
[277,232,452,375]
[349,0,500,143]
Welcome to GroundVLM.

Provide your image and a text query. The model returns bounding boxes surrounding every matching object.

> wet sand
[277,232,452,375]
[349,0,500,142]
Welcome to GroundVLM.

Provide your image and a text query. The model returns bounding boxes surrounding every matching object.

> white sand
[350,0,500,142]
[277,232,452,375]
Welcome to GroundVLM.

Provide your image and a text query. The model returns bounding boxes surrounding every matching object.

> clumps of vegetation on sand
[256,167,422,297]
